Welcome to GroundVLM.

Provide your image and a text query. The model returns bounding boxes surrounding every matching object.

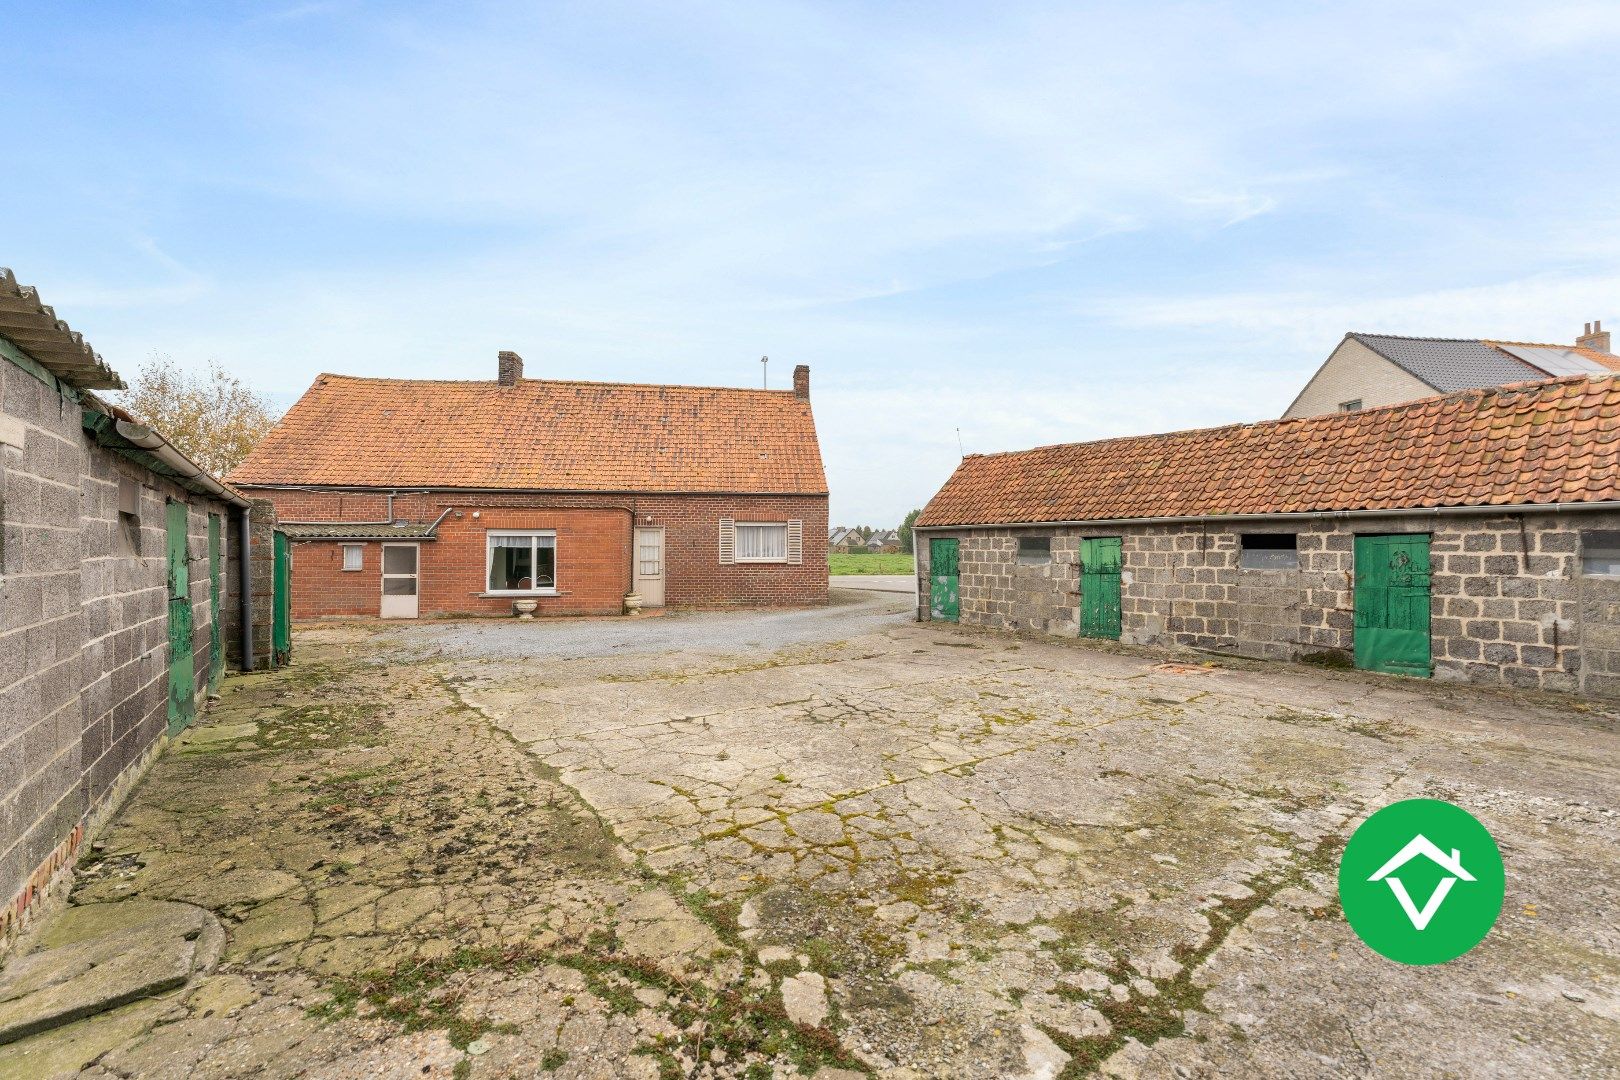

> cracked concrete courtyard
[6,589,1619,1078]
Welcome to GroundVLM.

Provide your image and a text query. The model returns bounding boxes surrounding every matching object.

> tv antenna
[957,427,965,458]
[761,355,769,388]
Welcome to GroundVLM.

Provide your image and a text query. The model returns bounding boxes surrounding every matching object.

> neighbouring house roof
[1349,333,1547,393]
[280,522,439,540]
[229,373,828,494]
[0,267,123,389]
[917,375,1620,527]
[1347,333,1620,394]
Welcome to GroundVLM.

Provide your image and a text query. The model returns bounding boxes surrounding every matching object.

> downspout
[238,505,255,672]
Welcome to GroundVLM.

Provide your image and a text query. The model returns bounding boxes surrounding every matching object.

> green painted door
[1353,534,1431,677]
[165,500,195,733]
[207,514,223,693]
[929,538,960,621]
[1079,536,1123,640]
[272,530,292,665]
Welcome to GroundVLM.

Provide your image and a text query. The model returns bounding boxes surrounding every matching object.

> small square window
[116,477,142,555]
[1240,533,1299,570]
[1582,531,1620,576]
[1339,399,1363,412]
[342,544,364,571]
[1017,536,1052,564]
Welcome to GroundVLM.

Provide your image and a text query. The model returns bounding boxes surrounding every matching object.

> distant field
[829,553,914,575]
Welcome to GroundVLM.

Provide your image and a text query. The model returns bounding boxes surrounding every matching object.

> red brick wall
[249,488,828,618]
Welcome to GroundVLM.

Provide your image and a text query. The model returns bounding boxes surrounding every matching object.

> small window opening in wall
[1239,532,1299,569]
[1017,535,1052,564]
[1339,399,1363,412]
[342,544,363,571]
[117,477,141,554]
[1581,530,1620,576]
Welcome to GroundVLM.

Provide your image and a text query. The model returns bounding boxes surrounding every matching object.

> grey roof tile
[1350,333,1545,393]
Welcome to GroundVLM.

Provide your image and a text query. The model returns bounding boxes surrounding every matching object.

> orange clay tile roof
[228,374,827,494]
[917,375,1620,527]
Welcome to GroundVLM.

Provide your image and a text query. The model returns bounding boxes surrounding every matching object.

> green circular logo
[1339,799,1504,965]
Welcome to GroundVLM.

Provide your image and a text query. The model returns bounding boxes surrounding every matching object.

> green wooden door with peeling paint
[166,500,196,733]
[929,538,959,621]
[272,530,292,665]
[1079,536,1122,640]
[1353,534,1431,677]
[208,514,223,693]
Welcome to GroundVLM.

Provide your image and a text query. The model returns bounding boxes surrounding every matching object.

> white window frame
[734,522,789,563]
[484,529,559,595]
[341,544,364,571]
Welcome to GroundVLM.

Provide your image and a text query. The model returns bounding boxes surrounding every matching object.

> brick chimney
[497,350,524,386]
[792,364,810,400]
[1578,321,1611,354]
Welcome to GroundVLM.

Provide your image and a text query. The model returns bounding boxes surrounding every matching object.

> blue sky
[7,2,1620,525]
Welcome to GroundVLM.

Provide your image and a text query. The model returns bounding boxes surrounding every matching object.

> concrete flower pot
[623,593,644,615]
[512,598,539,620]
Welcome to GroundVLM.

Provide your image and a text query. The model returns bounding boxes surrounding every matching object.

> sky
[6,2,1620,526]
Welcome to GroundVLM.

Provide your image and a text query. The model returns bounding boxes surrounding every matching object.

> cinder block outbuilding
[915,376,1620,697]
[1,268,284,947]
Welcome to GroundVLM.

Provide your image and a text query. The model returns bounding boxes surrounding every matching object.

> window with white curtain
[341,544,363,571]
[486,531,557,592]
[735,523,788,562]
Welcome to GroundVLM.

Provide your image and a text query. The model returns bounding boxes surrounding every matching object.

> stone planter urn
[512,598,539,620]
[623,592,644,615]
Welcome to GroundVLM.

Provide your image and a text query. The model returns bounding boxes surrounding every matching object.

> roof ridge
[312,372,800,395]
[1349,332,1485,344]
[962,372,1611,462]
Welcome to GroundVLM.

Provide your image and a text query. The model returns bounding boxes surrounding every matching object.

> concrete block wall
[244,488,829,616]
[1,349,231,947]
[919,512,1620,698]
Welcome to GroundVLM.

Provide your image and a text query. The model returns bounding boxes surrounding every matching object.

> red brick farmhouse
[228,354,829,618]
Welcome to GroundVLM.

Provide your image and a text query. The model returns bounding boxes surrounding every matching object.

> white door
[634,527,665,607]
[380,543,419,619]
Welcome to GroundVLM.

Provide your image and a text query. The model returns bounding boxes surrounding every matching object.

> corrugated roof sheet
[1350,333,1544,392]
[229,373,827,494]
[917,375,1620,527]
[0,268,123,389]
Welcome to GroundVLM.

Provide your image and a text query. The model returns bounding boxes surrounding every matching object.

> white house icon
[1367,834,1475,931]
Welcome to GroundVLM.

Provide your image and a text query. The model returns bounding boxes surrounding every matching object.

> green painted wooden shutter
[272,531,292,665]
[1353,534,1431,676]
[1079,536,1123,640]
[929,538,960,622]
[166,500,196,733]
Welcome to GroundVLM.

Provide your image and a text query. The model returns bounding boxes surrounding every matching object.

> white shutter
[787,520,803,565]
[719,518,736,564]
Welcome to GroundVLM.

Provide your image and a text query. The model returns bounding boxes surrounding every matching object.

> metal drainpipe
[238,504,255,672]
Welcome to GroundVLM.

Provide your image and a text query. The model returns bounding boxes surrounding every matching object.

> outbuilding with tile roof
[230,352,829,619]
[915,376,1620,698]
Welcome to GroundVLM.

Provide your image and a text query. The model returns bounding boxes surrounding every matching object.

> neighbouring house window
[1017,536,1052,564]
[342,545,363,571]
[1581,531,1620,576]
[486,530,557,592]
[736,523,788,562]
[1239,533,1299,570]
[1338,399,1363,412]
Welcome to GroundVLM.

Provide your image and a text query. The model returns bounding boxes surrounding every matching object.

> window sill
[734,559,789,565]
[480,589,560,598]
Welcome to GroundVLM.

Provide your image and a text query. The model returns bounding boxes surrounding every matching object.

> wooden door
[165,500,195,733]
[207,513,223,693]
[634,527,665,607]
[1354,534,1431,676]
[1079,536,1123,640]
[929,538,960,621]
[273,530,292,662]
[380,542,420,619]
